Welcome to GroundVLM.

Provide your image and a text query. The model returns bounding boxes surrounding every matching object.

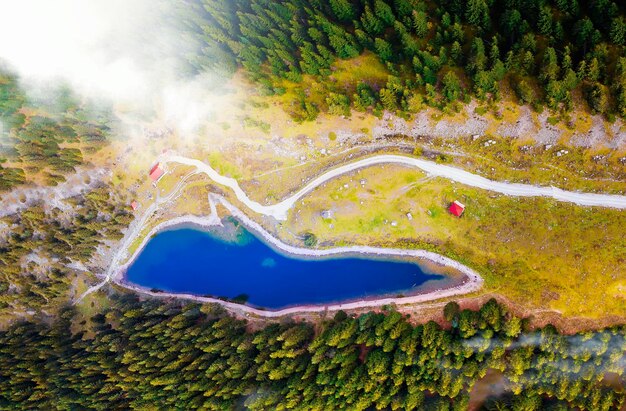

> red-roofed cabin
[149,163,165,182]
[449,200,465,217]
[130,200,138,211]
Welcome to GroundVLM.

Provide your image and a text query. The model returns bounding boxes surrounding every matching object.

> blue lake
[125,226,445,309]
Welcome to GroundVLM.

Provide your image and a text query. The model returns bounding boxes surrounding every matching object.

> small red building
[449,200,465,217]
[149,163,165,182]
[130,200,138,211]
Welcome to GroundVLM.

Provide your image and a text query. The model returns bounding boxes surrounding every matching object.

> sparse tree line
[0,297,624,410]
[0,70,111,191]
[0,188,133,314]
[184,0,626,120]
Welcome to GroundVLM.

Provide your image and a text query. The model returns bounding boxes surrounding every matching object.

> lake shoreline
[111,196,484,317]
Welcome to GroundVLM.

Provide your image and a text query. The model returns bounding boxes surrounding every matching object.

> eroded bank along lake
[125,224,452,309]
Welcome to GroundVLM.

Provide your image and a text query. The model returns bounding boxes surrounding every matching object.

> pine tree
[522,50,535,75]
[374,0,396,27]
[443,71,462,102]
[329,0,356,22]
[443,301,460,323]
[374,37,394,62]
[538,6,553,36]
[610,17,626,46]
[514,79,535,104]
[540,47,559,83]
[465,0,490,30]
[412,10,429,37]
[450,41,463,65]
[586,82,608,114]
[380,88,399,110]
[361,5,383,36]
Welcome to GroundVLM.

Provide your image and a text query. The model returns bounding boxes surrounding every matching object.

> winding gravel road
[164,153,626,220]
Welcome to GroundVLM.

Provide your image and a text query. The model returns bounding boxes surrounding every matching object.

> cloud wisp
[0,0,229,133]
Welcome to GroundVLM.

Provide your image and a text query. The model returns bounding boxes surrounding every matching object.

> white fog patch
[0,1,155,102]
[0,119,10,153]
[0,0,230,133]
[160,75,224,134]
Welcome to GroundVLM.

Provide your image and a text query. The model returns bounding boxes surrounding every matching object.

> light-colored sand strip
[110,195,483,317]
[163,153,626,221]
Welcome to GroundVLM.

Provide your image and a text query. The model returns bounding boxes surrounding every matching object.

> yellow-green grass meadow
[284,164,626,318]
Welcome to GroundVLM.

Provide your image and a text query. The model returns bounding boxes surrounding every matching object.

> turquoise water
[125,226,444,309]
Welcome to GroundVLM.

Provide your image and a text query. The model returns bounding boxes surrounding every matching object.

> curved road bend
[164,153,626,221]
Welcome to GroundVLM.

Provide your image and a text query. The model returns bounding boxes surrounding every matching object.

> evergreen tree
[442,71,462,102]
[412,10,429,37]
[610,17,626,46]
[538,6,553,36]
[375,37,394,62]
[374,0,396,27]
[329,0,356,22]
[465,0,490,30]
